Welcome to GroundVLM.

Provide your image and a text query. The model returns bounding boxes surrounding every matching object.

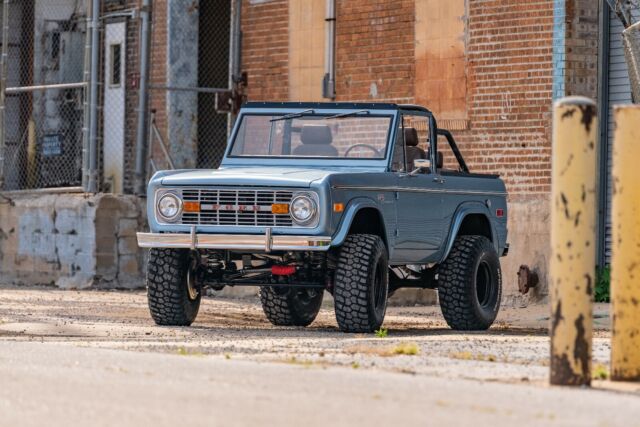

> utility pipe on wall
[87,0,100,193]
[134,0,151,195]
[323,0,335,99]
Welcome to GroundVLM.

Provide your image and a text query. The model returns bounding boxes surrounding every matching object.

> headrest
[301,125,333,145]
[404,127,419,147]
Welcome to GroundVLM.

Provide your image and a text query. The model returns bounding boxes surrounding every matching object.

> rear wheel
[147,248,201,326]
[438,235,502,330]
[333,234,389,333]
[260,286,324,327]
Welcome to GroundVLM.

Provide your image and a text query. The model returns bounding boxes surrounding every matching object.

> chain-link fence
[0,0,241,194]
[147,0,238,179]
[0,0,88,191]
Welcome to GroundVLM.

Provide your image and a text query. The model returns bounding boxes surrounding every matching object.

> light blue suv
[137,102,509,333]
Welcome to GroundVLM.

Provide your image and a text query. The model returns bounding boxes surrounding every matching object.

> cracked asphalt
[0,285,638,426]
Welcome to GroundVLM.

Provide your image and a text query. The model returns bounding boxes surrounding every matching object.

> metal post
[86,0,100,193]
[0,0,10,190]
[82,0,92,191]
[610,105,640,381]
[134,0,151,195]
[549,96,598,386]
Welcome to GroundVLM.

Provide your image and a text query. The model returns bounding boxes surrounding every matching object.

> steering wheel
[344,144,381,158]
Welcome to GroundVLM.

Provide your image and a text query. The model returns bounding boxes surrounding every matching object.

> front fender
[330,197,384,247]
[438,202,498,263]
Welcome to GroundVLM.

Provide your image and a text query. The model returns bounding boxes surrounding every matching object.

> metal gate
[146,0,244,179]
[0,0,88,191]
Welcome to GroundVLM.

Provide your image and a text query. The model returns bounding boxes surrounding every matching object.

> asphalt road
[2,341,640,427]
[0,286,638,426]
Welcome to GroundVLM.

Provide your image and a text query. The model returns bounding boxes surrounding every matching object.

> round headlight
[290,194,317,225]
[157,193,182,222]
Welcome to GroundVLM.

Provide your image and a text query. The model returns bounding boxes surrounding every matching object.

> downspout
[87,0,100,192]
[323,0,336,99]
[597,1,611,267]
[228,0,242,132]
[134,0,151,195]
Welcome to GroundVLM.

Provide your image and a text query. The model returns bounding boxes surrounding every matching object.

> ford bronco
[137,102,508,333]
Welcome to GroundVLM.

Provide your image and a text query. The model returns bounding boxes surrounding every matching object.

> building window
[109,43,122,87]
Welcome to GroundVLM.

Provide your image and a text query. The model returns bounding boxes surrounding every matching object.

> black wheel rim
[476,260,494,307]
[295,289,318,306]
[373,259,386,311]
[186,257,200,301]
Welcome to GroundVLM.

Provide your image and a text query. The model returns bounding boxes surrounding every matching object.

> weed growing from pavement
[374,328,388,338]
[448,351,497,362]
[176,347,204,357]
[351,361,360,369]
[593,364,609,380]
[345,341,420,357]
[392,342,419,355]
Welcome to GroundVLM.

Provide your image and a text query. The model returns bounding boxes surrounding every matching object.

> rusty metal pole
[610,105,640,381]
[550,96,598,386]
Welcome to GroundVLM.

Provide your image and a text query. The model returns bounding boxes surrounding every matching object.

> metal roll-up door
[605,10,637,264]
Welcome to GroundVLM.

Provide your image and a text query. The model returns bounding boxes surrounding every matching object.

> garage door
[604,9,637,264]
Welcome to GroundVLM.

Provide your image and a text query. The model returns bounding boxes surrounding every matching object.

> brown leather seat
[292,125,338,157]
[404,127,426,170]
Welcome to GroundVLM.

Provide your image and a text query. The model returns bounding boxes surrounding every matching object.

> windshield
[229,113,392,159]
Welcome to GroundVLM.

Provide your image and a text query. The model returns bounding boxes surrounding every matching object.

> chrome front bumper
[136,229,332,252]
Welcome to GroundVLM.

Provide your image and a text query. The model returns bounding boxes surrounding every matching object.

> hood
[160,167,341,188]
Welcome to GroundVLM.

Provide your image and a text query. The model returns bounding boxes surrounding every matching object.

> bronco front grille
[180,189,294,227]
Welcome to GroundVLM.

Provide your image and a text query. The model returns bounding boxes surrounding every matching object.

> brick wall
[564,0,599,98]
[335,0,415,103]
[241,0,289,101]
[459,0,555,197]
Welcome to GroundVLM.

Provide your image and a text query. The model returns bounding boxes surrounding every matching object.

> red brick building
[237,0,606,302]
[0,1,625,302]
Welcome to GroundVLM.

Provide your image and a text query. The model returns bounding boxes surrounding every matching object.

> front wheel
[437,235,502,330]
[260,286,324,327]
[147,248,201,326]
[333,234,389,333]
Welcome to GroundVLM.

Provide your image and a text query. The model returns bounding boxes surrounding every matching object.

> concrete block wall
[0,193,145,289]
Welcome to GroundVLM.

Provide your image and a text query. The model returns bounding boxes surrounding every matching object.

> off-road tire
[438,235,502,330]
[147,248,201,326]
[334,234,389,333]
[260,287,324,327]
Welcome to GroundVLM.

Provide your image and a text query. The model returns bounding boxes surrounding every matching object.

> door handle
[433,176,445,184]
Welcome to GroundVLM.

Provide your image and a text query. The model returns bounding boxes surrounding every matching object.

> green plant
[392,342,420,355]
[374,328,388,338]
[595,266,611,303]
[593,363,609,380]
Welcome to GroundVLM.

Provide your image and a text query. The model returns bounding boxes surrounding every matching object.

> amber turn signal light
[271,203,290,214]
[183,201,200,213]
[333,203,344,213]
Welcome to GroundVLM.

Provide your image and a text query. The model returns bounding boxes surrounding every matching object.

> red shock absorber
[271,265,296,276]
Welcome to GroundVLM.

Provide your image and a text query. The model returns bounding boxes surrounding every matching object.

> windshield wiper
[324,110,371,120]
[269,109,315,122]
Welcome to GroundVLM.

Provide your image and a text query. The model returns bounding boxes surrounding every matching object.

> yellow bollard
[550,96,598,386]
[611,105,640,381]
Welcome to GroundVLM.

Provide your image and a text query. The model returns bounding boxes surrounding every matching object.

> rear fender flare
[439,202,497,263]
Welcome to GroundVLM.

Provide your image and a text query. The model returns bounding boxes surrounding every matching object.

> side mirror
[409,158,431,176]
